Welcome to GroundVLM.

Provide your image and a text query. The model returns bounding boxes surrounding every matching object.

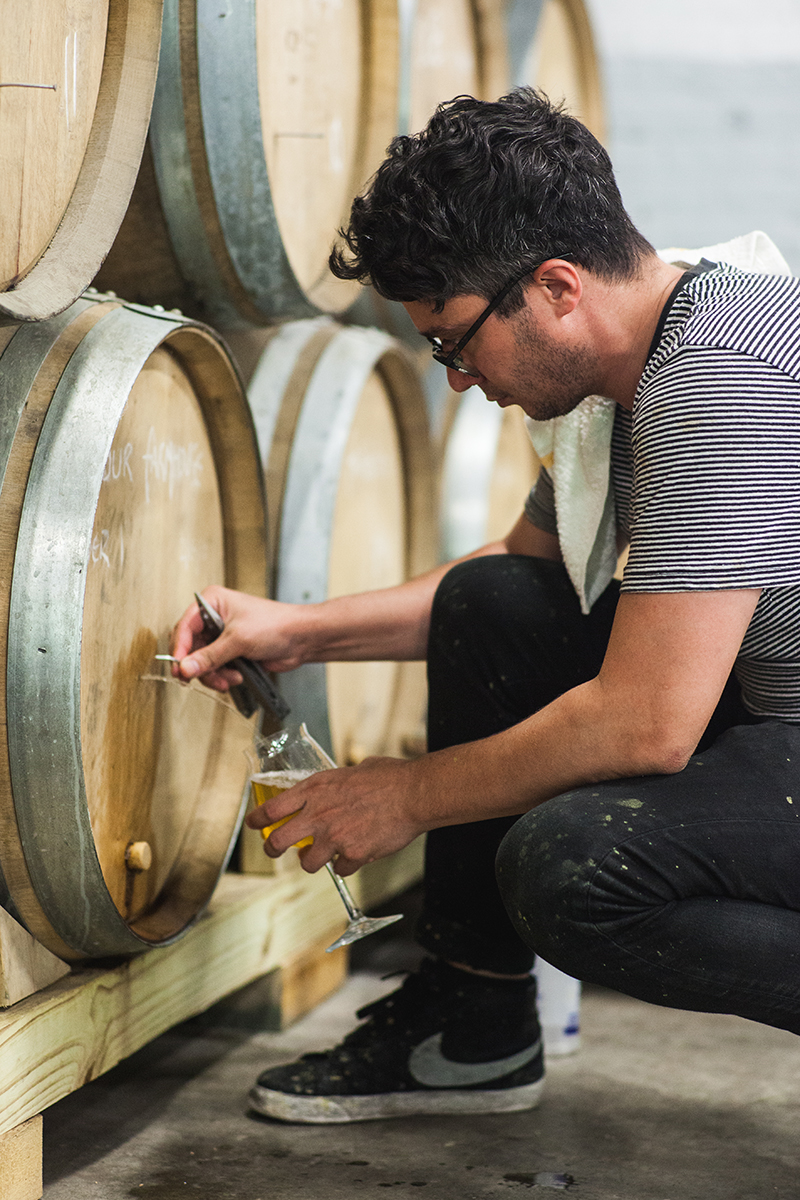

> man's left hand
[245,755,426,876]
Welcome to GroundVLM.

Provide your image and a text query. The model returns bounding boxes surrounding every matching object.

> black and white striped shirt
[530,262,800,721]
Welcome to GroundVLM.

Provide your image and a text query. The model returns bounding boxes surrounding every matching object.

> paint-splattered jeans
[417,555,620,974]
[418,556,800,1035]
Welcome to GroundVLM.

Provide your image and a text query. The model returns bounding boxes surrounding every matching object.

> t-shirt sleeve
[622,346,800,592]
[524,466,558,536]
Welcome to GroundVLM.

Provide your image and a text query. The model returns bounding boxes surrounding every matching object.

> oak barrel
[244,319,436,765]
[440,390,539,559]
[344,0,509,410]
[0,0,162,324]
[0,295,267,959]
[506,0,605,139]
[399,0,508,135]
[95,0,400,329]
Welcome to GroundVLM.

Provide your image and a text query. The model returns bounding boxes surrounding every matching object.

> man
[173,89,800,1125]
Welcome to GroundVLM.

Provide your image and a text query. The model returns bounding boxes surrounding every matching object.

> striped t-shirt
[527,262,800,721]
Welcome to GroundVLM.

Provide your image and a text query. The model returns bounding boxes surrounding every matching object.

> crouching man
[173,89,800,1124]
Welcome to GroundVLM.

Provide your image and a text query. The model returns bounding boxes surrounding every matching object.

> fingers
[171,603,204,662]
[245,789,305,832]
[245,758,420,875]
[169,588,242,688]
[178,637,236,682]
[325,852,363,878]
[189,665,244,691]
[248,789,336,870]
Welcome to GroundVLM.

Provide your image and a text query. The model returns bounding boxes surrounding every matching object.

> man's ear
[531,260,582,313]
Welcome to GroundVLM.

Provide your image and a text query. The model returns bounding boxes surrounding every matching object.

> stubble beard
[508,308,602,422]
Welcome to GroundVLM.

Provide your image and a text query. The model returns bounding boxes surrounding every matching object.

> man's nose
[446,365,479,392]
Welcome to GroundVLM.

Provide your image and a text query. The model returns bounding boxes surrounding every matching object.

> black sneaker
[248,957,544,1123]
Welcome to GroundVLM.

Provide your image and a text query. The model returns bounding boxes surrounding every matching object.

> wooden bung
[125,842,153,873]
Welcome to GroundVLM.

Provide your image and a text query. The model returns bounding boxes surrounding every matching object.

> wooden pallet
[0,841,424,1199]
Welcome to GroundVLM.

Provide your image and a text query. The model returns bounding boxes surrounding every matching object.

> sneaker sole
[248,1077,545,1124]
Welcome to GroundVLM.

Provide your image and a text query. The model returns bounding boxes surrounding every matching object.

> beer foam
[251,769,315,786]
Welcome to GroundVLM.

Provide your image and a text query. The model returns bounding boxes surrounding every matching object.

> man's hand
[245,756,426,875]
[170,587,307,691]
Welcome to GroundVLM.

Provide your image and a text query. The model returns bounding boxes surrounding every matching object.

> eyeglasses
[425,267,538,377]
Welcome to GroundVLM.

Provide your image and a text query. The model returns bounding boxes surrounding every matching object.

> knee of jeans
[432,558,501,627]
[496,797,606,969]
[431,557,569,645]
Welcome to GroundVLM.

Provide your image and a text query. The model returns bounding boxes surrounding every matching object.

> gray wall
[586,0,800,271]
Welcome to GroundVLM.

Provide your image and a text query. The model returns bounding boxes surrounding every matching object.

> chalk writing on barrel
[102,442,134,484]
[91,528,111,567]
[142,427,204,503]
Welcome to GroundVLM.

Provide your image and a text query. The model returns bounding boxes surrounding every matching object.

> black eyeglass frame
[426,265,540,376]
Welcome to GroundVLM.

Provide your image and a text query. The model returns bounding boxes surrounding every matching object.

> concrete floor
[41,958,800,1199]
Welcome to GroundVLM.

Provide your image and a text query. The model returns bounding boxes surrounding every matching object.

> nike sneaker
[248,957,544,1123]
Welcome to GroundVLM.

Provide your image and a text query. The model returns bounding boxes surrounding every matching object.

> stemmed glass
[250,723,403,952]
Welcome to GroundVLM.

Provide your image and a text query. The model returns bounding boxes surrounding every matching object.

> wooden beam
[0,871,342,1136]
[202,932,350,1031]
[0,909,70,1009]
[0,842,425,1137]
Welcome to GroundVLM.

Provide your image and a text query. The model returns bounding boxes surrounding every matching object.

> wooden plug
[125,842,152,873]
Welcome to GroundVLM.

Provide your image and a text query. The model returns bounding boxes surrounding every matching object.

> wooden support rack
[0,843,423,1199]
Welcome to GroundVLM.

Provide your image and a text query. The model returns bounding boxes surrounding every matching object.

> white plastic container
[533,957,581,1055]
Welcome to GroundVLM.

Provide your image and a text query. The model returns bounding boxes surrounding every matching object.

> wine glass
[250,724,403,952]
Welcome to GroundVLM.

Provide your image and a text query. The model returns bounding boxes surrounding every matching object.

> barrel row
[1,0,602,328]
[0,294,541,960]
[0,298,264,958]
[0,0,602,960]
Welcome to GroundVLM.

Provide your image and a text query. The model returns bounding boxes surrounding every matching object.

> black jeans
[416,555,800,1034]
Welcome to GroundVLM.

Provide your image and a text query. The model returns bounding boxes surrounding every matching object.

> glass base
[325,912,403,953]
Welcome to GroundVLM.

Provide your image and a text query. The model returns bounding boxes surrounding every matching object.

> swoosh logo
[408,1033,542,1089]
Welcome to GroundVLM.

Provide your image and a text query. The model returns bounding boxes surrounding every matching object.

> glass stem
[325,861,362,921]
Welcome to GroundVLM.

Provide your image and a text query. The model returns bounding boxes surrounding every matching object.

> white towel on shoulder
[524,231,792,614]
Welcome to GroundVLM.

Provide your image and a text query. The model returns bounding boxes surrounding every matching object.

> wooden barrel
[343,0,509,405]
[400,0,509,135]
[94,0,400,329]
[506,0,605,139]
[0,0,162,324]
[440,389,539,559]
[0,295,266,960]
[244,319,436,766]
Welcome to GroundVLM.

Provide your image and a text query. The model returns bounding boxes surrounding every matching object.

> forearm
[293,513,561,664]
[405,673,684,830]
[292,568,444,663]
[295,542,506,662]
[253,588,761,875]
[406,585,762,831]
[173,515,560,683]
[255,674,679,874]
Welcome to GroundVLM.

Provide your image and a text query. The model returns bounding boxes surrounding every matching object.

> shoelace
[294,972,421,1063]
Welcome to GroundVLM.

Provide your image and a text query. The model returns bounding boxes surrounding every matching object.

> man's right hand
[170,587,306,692]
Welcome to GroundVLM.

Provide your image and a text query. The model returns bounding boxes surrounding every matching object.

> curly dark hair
[330,88,653,314]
